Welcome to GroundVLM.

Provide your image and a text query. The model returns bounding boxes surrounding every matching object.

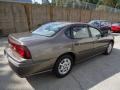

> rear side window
[71,26,90,39]
[89,27,101,37]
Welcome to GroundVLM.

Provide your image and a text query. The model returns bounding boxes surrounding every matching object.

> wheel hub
[58,58,71,75]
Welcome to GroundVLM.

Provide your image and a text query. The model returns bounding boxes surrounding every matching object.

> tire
[53,55,73,78]
[104,42,113,55]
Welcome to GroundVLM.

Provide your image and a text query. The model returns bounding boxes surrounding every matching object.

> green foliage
[80,0,99,4]
[89,0,99,4]
[51,0,120,9]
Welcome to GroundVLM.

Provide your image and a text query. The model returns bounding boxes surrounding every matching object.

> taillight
[8,37,31,59]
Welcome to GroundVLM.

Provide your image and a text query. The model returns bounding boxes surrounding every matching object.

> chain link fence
[50,0,120,13]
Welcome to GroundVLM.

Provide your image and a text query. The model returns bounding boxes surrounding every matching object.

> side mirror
[101,30,109,37]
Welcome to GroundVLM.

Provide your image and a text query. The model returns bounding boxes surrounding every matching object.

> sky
[32,0,52,4]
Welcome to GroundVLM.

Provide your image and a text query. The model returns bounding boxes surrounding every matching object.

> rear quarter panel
[27,29,73,64]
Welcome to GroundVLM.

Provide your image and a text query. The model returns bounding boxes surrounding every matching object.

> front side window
[89,27,101,37]
[72,26,90,39]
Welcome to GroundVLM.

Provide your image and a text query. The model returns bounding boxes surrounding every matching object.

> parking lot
[0,34,120,90]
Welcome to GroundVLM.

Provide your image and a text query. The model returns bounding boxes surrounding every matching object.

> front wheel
[104,42,113,55]
[53,55,73,78]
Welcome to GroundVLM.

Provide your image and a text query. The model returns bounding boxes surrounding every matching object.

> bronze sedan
[4,22,114,78]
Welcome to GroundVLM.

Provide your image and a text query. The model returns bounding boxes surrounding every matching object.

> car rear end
[4,34,36,77]
[4,33,54,77]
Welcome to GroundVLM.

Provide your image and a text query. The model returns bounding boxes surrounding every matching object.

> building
[0,0,32,3]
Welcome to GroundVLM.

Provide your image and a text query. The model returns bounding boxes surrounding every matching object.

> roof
[36,21,89,28]
[90,20,110,22]
[49,21,88,25]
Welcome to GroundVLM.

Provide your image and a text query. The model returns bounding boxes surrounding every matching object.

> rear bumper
[8,60,34,77]
[4,49,54,77]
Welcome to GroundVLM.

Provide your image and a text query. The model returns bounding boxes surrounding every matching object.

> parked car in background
[88,20,112,34]
[111,23,120,33]
[4,22,114,78]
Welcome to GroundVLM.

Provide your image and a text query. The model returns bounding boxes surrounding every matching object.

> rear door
[89,26,108,54]
[71,24,94,61]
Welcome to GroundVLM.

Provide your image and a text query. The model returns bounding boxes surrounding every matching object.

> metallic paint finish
[5,22,114,77]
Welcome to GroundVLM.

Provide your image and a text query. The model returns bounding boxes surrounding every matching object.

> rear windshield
[32,22,68,37]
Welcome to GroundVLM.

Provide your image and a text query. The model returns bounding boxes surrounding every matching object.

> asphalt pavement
[0,34,120,90]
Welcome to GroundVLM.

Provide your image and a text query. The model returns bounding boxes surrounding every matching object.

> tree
[100,0,117,7]
[51,0,120,9]
[42,0,50,4]
[80,0,99,4]
[115,0,120,9]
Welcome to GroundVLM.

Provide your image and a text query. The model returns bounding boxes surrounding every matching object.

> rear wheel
[53,55,73,78]
[104,42,113,55]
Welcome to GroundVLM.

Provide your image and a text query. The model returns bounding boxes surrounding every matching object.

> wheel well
[57,52,76,64]
[110,40,114,45]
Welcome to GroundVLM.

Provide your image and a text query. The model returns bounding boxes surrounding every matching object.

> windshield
[32,22,68,37]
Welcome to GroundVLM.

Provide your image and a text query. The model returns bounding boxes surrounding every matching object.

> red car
[111,23,120,32]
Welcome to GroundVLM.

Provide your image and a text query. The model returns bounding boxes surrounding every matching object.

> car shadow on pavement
[26,48,120,90]
[0,57,33,90]
[0,58,19,90]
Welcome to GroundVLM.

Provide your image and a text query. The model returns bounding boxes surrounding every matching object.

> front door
[89,26,108,54]
[71,25,94,62]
